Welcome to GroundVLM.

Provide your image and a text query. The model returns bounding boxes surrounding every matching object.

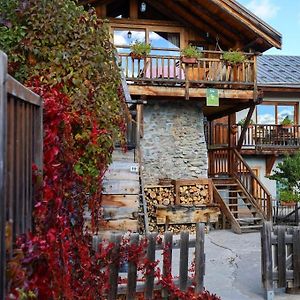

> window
[256,103,297,125]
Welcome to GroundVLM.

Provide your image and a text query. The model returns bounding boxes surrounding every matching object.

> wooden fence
[0,51,43,298]
[261,222,300,300]
[93,223,205,300]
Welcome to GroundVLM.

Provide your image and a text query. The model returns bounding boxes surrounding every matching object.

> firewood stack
[144,179,220,234]
[179,184,210,206]
[144,185,174,232]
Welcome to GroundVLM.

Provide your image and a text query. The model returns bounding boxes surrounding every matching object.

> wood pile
[145,179,220,234]
[144,185,174,233]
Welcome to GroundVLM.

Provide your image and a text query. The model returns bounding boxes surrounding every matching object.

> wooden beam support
[236,104,255,151]
[265,155,277,176]
[129,0,138,19]
[128,85,254,100]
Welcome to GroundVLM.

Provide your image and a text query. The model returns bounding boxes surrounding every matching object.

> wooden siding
[0,51,43,297]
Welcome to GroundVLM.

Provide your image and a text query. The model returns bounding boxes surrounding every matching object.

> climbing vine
[1,1,219,299]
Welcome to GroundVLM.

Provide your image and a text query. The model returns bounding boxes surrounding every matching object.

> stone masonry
[140,101,208,185]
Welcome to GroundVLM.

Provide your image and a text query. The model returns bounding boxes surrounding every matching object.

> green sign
[206,88,219,107]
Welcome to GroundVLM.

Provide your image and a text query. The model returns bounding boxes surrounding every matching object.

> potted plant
[222,50,246,65]
[280,116,293,129]
[180,44,203,64]
[129,41,151,59]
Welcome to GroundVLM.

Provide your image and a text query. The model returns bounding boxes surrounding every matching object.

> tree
[269,152,300,202]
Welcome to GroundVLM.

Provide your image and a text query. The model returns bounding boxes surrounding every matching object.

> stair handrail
[231,148,272,220]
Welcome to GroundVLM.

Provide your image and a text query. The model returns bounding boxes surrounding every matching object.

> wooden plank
[103,206,139,220]
[144,233,157,300]
[100,219,139,232]
[277,226,286,288]
[0,50,7,300]
[126,233,139,300]
[102,179,139,195]
[128,85,254,99]
[195,223,205,293]
[156,206,220,224]
[7,75,41,107]
[108,233,122,300]
[261,222,274,300]
[104,170,139,181]
[102,194,139,207]
[162,231,173,298]
[179,231,189,291]
[292,228,300,288]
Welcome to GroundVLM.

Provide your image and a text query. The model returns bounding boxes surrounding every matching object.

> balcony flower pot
[280,116,293,129]
[129,41,151,60]
[180,44,202,64]
[280,200,296,207]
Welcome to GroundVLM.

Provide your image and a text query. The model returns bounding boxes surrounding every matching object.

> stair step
[217,189,243,192]
[240,225,263,232]
[214,183,238,187]
[227,203,253,207]
[222,196,248,199]
[237,217,262,223]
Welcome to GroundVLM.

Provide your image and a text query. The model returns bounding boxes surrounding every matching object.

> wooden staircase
[209,148,272,233]
[212,177,264,233]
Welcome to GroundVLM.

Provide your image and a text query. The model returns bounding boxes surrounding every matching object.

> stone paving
[204,230,300,300]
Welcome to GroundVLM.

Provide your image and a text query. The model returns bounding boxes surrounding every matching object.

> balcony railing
[207,123,300,149]
[118,50,256,90]
[236,124,300,148]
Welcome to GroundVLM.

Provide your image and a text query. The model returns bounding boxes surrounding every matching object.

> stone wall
[140,101,208,185]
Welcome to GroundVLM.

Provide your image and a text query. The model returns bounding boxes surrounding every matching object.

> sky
[238,0,300,55]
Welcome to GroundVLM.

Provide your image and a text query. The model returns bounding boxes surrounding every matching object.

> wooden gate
[261,222,300,300]
[0,51,43,298]
[93,223,205,299]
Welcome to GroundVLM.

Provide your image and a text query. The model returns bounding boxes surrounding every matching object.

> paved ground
[204,230,300,300]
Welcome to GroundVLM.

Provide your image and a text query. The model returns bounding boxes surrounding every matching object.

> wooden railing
[231,148,272,220]
[208,148,272,220]
[93,223,205,299]
[0,51,43,298]
[118,50,255,89]
[207,123,300,150]
[236,124,300,148]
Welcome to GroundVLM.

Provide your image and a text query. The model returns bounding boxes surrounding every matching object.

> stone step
[237,217,262,223]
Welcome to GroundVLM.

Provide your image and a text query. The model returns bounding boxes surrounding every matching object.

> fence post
[195,223,205,292]
[0,51,7,300]
[108,233,122,300]
[261,222,274,300]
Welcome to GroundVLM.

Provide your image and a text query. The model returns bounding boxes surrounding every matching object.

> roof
[258,55,300,88]
[82,0,282,52]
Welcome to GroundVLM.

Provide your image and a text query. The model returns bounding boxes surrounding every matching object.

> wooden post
[179,231,189,291]
[127,233,140,300]
[261,222,274,300]
[162,231,173,298]
[0,51,7,300]
[195,223,205,292]
[237,105,255,151]
[291,228,300,292]
[108,233,122,300]
[144,233,157,299]
[277,226,286,288]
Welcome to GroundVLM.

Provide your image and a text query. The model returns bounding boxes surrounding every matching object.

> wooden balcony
[237,124,300,153]
[208,123,300,154]
[118,50,257,103]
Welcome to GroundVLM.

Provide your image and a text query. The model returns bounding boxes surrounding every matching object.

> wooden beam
[148,0,231,47]
[236,105,255,151]
[128,85,254,99]
[129,0,138,19]
[265,155,277,176]
[191,0,245,45]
